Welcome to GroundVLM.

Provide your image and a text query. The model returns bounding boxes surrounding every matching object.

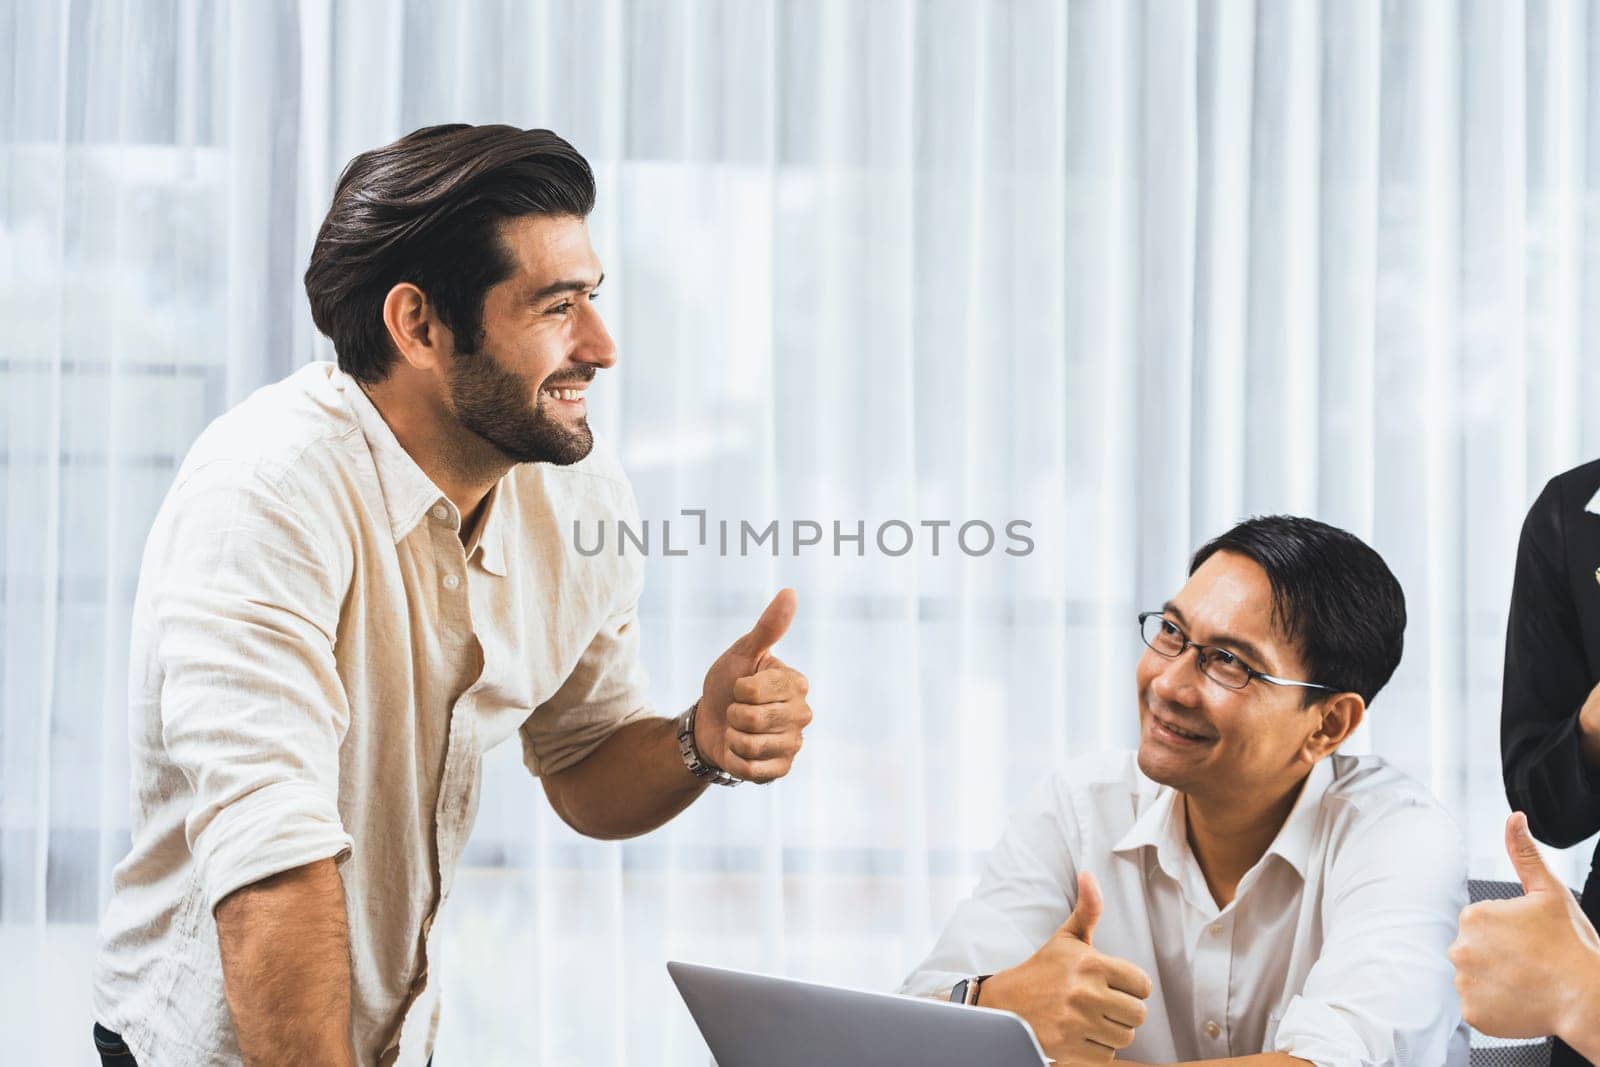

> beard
[447,342,595,466]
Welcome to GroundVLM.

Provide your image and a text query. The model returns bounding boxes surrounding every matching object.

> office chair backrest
[1471,1041,1553,1067]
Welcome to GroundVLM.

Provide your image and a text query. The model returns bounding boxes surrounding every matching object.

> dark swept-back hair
[1189,515,1406,706]
[304,124,595,383]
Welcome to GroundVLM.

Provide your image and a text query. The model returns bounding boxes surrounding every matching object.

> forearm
[215,857,355,1066]
[1558,957,1600,1063]
[1505,709,1600,846]
[1124,1057,1310,1067]
[1567,1010,1600,1065]
[542,716,707,839]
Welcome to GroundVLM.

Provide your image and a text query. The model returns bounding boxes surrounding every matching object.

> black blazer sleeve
[1501,474,1600,848]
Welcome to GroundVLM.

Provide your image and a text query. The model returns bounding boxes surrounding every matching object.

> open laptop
[667,960,1051,1066]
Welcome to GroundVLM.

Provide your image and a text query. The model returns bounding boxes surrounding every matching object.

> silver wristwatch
[676,701,741,786]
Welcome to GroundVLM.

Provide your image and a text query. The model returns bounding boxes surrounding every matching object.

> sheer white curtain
[4,0,1599,1063]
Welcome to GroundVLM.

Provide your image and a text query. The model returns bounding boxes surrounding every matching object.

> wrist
[1556,956,1600,1053]
[676,701,739,787]
[1578,685,1600,739]
[690,697,715,761]
[948,973,992,1007]
[973,967,1013,1012]
[1578,711,1600,773]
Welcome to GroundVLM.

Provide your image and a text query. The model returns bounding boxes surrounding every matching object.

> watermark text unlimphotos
[573,510,1035,558]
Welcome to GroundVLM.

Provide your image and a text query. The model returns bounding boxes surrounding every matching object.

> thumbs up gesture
[977,872,1153,1064]
[1448,813,1600,1042]
[694,588,812,784]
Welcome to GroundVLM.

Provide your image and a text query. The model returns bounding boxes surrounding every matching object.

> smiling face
[1135,550,1329,806]
[445,213,615,465]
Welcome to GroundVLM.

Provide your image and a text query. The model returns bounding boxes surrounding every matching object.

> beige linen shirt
[93,362,653,1065]
[900,751,1470,1066]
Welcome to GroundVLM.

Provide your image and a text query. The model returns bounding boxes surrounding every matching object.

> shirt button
[431,504,449,521]
[443,573,460,590]
[1209,923,1223,936]
[1205,1020,1221,1039]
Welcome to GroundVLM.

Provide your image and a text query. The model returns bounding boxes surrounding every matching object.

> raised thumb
[1059,870,1103,944]
[1506,811,1562,895]
[736,588,797,657]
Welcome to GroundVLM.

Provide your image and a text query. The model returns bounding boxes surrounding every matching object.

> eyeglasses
[1137,612,1336,693]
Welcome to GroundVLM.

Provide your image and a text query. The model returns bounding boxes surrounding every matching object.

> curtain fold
[4,1,1599,1062]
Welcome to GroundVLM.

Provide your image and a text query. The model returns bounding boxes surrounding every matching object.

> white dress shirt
[94,363,653,1065]
[900,751,1468,1066]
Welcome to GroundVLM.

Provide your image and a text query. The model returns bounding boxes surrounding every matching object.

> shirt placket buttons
[1196,913,1229,1051]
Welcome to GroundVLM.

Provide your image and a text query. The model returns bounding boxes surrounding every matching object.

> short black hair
[304,123,596,384]
[1190,515,1406,706]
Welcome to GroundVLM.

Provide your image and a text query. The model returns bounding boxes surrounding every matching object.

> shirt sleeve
[897,774,1080,998]
[1270,801,1468,1067]
[1501,475,1600,848]
[518,553,655,777]
[153,462,354,913]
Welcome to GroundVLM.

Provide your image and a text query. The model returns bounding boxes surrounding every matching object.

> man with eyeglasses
[900,515,1466,1066]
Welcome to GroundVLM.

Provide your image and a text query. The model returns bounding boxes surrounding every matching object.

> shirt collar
[467,477,509,577]
[1111,755,1337,886]
[1259,754,1336,880]
[337,370,512,577]
[1112,775,1187,876]
[337,371,450,545]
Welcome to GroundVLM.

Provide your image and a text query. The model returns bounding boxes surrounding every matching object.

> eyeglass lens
[1139,614,1250,689]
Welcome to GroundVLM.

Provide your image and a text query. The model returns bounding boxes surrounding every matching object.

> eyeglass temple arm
[1255,672,1337,692]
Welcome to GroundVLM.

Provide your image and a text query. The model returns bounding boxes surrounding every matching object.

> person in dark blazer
[1502,457,1600,1066]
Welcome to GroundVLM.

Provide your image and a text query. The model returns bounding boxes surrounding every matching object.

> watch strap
[677,701,741,786]
[949,975,990,1006]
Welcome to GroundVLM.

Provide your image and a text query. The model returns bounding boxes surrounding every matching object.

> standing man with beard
[900,516,1466,1066]
[90,125,813,1066]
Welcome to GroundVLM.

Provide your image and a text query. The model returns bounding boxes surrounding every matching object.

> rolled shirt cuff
[191,779,354,912]
[1272,996,1393,1067]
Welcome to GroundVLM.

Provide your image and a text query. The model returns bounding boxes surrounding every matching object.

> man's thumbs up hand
[1449,812,1600,1042]
[1059,870,1104,945]
[730,588,797,662]
[1505,812,1564,896]
[694,589,812,785]
[976,871,1152,1066]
